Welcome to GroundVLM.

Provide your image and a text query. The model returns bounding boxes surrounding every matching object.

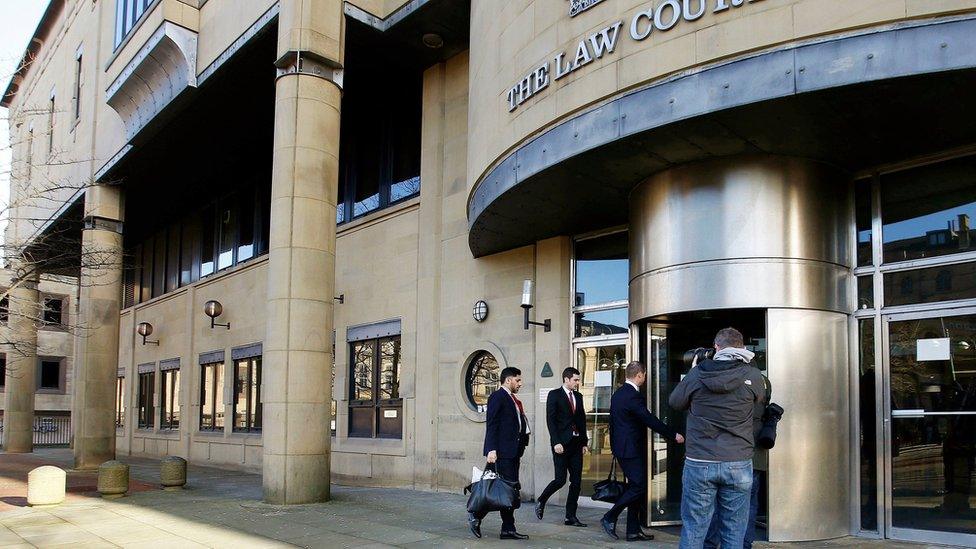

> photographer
[669,327,767,549]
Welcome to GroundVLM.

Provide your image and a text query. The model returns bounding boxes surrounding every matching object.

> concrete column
[2,264,40,453]
[263,0,344,504]
[72,184,124,469]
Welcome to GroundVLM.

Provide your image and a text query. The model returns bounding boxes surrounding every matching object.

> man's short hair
[500,367,522,383]
[625,361,645,379]
[562,367,581,380]
[714,327,744,349]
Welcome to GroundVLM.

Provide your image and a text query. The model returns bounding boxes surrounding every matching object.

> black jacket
[483,388,530,458]
[545,387,588,448]
[609,383,677,460]
[668,358,767,462]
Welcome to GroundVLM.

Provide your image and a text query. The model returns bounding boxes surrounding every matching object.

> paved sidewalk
[0,449,950,548]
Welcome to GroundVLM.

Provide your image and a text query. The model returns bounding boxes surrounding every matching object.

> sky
[0,1,49,238]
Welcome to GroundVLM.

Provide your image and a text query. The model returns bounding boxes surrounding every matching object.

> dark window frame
[137,370,155,430]
[36,357,65,393]
[232,356,262,433]
[0,354,6,390]
[159,368,180,430]
[41,295,66,327]
[348,335,403,439]
[199,361,224,431]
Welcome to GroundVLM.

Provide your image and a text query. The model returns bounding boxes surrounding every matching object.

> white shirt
[626,380,640,392]
[501,386,530,434]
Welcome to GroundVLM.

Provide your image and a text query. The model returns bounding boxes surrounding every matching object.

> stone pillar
[72,184,124,469]
[2,264,40,453]
[263,0,344,504]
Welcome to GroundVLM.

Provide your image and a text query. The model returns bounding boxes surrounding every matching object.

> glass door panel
[577,342,628,496]
[886,313,976,543]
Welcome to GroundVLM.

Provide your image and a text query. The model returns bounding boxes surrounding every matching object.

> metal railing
[0,416,72,447]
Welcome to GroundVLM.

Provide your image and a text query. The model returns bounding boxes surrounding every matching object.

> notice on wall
[595,370,613,387]
[384,410,398,419]
[917,338,951,361]
[540,388,550,403]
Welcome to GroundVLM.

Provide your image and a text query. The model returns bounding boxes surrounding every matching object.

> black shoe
[500,530,529,540]
[600,516,618,540]
[626,532,654,541]
[467,513,481,538]
[564,517,587,527]
[535,500,545,520]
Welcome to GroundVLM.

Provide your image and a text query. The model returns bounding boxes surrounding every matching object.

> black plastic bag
[464,464,521,514]
[591,457,626,503]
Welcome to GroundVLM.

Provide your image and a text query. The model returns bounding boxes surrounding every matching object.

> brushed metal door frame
[646,322,682,527]
[881,306,976,547]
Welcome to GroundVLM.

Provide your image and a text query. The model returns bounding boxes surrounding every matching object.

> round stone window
[465,351,500,412]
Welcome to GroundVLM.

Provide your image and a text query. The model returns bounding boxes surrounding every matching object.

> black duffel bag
[591,457,626,503]
[464,464,521,515]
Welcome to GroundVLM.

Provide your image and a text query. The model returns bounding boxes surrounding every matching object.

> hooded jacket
[668,358,767,462]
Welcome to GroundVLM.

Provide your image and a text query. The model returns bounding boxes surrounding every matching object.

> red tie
[511,394,524,415]
[567,391,576,413]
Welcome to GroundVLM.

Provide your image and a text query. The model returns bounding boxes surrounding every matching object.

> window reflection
[856,179,872,266]
[575,232,628,306]
[883,262,976,307]
[575,309,629,338]
[465,351,499,412]
[881,155,976,263]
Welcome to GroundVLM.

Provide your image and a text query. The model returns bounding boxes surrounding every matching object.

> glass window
[882,262,976,307]
[0,354,6,389]
[138,371,155,429]
[349,335,403,438]
[160,369,180,430]
[42,297,64,326]
[180,213,200,286]
[881,155,976,263]
[217,198,236,271]
[855,179,873,267]
[575,308,629,338]
[200,206,216,277]
[336,180,346,225]
[858,319,878,531]
[857,276,874,310]
[199,361,224,431]
[233,356,261,433]
[38,360,61,390]
[73,52,82,121]
[115,0,154,48]
[166,225,181,293]
[0,294,8,323]
[140,238,153,302]
[237,190,255,263]
[464,351,499,413]
[575,232,629,306]
[116,376,125,428]
[152,230,166,298]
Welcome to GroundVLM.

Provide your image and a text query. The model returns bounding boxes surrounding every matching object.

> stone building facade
[3,0,976,544]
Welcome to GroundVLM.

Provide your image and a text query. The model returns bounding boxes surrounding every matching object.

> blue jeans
[679,459,753,549]
[704,470,763,549]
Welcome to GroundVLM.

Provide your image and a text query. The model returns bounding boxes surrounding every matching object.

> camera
[757,402,784,449]
[682,347,715,368]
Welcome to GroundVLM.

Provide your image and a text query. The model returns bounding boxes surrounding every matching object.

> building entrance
[638,309,767,528]
[883,309,976,546]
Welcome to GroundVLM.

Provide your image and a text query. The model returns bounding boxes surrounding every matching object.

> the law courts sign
[509,0,765,112]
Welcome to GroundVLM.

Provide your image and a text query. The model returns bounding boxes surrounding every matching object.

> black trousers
[604,456,647,536]
[538,436,584,518]
[473,456,521,531]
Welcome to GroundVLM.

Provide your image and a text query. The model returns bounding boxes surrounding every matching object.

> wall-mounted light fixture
[422,33,444,49]
[136,322,159,345]
[334,294,344,304]
[204,300,230,330]
[520,280,550,332]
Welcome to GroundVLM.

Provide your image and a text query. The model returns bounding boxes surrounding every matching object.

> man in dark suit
[469,366,530,540]
[601,361,684,541]
[535,367,589,527]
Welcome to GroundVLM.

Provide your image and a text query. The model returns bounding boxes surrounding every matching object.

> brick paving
[0,449,955,548]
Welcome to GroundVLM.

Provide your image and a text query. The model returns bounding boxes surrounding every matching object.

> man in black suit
[601,361,684,541]
[469,366,530,540]
[535,367,589,527]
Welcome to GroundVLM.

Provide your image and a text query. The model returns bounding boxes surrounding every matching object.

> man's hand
[553,444,564,454]
[582,445,589,455]
[675,434,685,444]
[487,450,497,464]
